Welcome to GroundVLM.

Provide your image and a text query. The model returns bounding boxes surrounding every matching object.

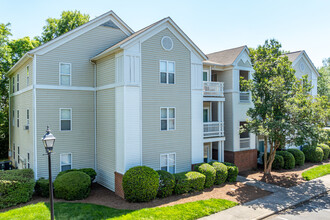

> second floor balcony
[203,81,224,97]
[204,121,224,138]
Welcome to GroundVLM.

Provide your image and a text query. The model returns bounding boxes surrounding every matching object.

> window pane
[161,120,167,130]
[61,120,71,130]
[61,64,71,74]
[169,108,175,118]
[169,165,175,174]
[61,154,71,165]
[240,122,249,138]
[61,75,70,86]
[160,61,167,72]
[61,165,71,171]
[168,73,174,84]
[169,154,175,166]
[161,108,167,119]
[161,166,167,171]
[169,119,175,130]
[168,62,174,72]
[203,72,208,81]
[61,109,71,120]
[160,72,167,83]
[160,155,167,167]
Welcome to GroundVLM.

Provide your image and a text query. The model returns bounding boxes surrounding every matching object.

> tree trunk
[264,138,276,175]
[263,136,268,173]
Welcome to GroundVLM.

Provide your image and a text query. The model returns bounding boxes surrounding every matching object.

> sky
[1,0,329,67]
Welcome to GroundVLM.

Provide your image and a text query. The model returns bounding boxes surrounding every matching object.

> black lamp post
[42,126,56,220]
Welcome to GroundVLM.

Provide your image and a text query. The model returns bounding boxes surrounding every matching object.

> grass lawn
[302,164,330,181]
[0,199,237,220]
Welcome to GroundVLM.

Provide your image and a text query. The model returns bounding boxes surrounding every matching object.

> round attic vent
[161,36,173,51]
[299,62,305,71]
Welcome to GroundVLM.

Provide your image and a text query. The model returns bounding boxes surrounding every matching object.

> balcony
[204,122,224,138]
[203,82,224,97]
[239,92,250,102]
[240,138,250,149]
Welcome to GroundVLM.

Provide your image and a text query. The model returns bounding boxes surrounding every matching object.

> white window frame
[17,110,19,128]
[60,108,72,131]
[17,146,20,164]
[16,74,19,91]
[160,107,176,131]
[26,66,30,86]
[59,62,72,86]
[203,70,210,82]
[27,152,30,169]
[159,60,175,84]
[12,76,15,93]
[12,109,15,126]
[60,153,72,171]
[160,153,176,174]
[26,109,30,126]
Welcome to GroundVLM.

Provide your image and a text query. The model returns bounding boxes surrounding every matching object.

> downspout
[91,60,97,173]
[32,54,38,180]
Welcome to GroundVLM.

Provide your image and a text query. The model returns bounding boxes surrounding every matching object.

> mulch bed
[240,159,330,188]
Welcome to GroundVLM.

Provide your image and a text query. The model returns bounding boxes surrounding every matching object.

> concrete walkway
[201,174,330,220]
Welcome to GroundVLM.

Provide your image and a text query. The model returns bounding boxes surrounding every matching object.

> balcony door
[203,70,210,82]
[203,108,209,123]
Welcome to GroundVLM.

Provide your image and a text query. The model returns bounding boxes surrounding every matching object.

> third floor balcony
[203,81,224,97]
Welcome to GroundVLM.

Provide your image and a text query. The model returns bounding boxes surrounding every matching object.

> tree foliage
[318,58,330,100]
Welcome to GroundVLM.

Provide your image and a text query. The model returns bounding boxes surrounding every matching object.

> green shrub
[57,168,96,183]
[54,171,91,200]
[194,163,216,188]
[122,166,159,202]
[35,178,49,197]
[173,171,205,194]
[223,162,238,182]
[303,145,324,163]
[0,169,35,209]
[209,161,228,185]
[272,154,285,170]
[318,144,330,160]
[276,151,295,169]
[156,170,175,198]
[287,149,305,166]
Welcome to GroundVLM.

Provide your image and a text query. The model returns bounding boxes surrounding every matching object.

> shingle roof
[206,45,246,66]
[282,51,303,62]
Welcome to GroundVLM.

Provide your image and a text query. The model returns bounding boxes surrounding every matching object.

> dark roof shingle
[206,45,246,65]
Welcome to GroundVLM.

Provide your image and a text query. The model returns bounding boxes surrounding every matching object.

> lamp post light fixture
[41,126,56,220]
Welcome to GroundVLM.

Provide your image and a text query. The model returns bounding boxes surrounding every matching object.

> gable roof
[283,50,319,77]
[204,45,246,66]
[282,51,303,63]
[91,17,207,61]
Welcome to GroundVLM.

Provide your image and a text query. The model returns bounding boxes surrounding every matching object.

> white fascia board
[301,51,320,77]
[233,46,252,66]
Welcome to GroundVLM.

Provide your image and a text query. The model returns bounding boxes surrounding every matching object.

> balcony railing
[204,122,224,138]
[239,92,250,102]
[203,81,224,97]
[240,138,250,149]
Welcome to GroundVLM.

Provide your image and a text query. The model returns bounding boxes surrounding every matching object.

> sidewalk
[201,174,330,220]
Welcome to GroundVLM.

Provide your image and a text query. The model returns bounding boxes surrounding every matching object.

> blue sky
[1,0,329,67]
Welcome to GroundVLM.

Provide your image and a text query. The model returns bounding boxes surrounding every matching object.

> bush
[223,162,238,182]
[57,168,97,183]
[54,171,91,200]
[303,145,324,163]
[156,170,175,198]
[122,166,159,202]
[194,163,216,188]
[209,161,228,185]
[318,144,330,160]
[276,151,295,169]
[173,171,205,194]
[0,169,35,209]
[35,178,49,197]
[287,149,305,166]
[272,154,285,170]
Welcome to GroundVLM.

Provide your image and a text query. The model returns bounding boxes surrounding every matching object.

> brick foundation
[224,149,257,172]
[114,172,124,199]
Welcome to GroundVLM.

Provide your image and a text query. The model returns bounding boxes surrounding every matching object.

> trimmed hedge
[209,161,228,185]
[35,178,49,197]
[223,162,238,182]
[156,170,175,198]
[0,169,35,209]
[173,171,205,194]
[54,171,91,200]
[272,154,285,170]
[287,149,305,166]
[194,163,216,188]
[276,151,295,169]
[303,145,324,163]
[57,168,97,183]
[123,166,159,202]
[318,144,330,160]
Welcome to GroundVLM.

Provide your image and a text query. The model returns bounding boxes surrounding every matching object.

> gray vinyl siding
[96,88,116,190]
[10,90,34,169]
[10,59,33,94]
[36,89,95,179]
[36,26,127,87]
[96,54,116,87]
[141,28,192,173]
[223,94,234,151]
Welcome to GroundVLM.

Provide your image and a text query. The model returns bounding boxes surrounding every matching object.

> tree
[242,39,328,174]
[36,10,90,44]
[8,37,40,64]
[318,58,330,100]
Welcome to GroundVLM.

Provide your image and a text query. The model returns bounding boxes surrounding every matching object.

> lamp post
[42,126,56,220]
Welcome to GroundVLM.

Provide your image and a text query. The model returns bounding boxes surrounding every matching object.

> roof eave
[6,53,34,76]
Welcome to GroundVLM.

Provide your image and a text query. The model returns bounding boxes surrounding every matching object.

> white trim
[203,97,225,102]
[59,62,72,86]
[203,137,226,143]
[33,54,37,180]
[160,152,176,174]
[161,36,173,51]
[36,84,95,91]
[159,60,175,84]
[10,85,33,97]
[60,153,72,171]
[160,107,176,131]
[59,108,72,131]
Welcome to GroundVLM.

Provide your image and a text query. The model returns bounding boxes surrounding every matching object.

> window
[160,107,175,131]
[26,109,30,125]
[17,146,20,164]
[160,61,175,84]
[12,77,15,93]
[160,153,176,174]
[60,108,72,131]
[17,110,19,128]
[59,63,71,86]
[239,70,250,102]
[13,144,15,159]
[60,153,72,171]
[27,153,30,168]
[12,110,15,126]
[16,74,19,91]
[240,121,250,149]
[26,66,30,86]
